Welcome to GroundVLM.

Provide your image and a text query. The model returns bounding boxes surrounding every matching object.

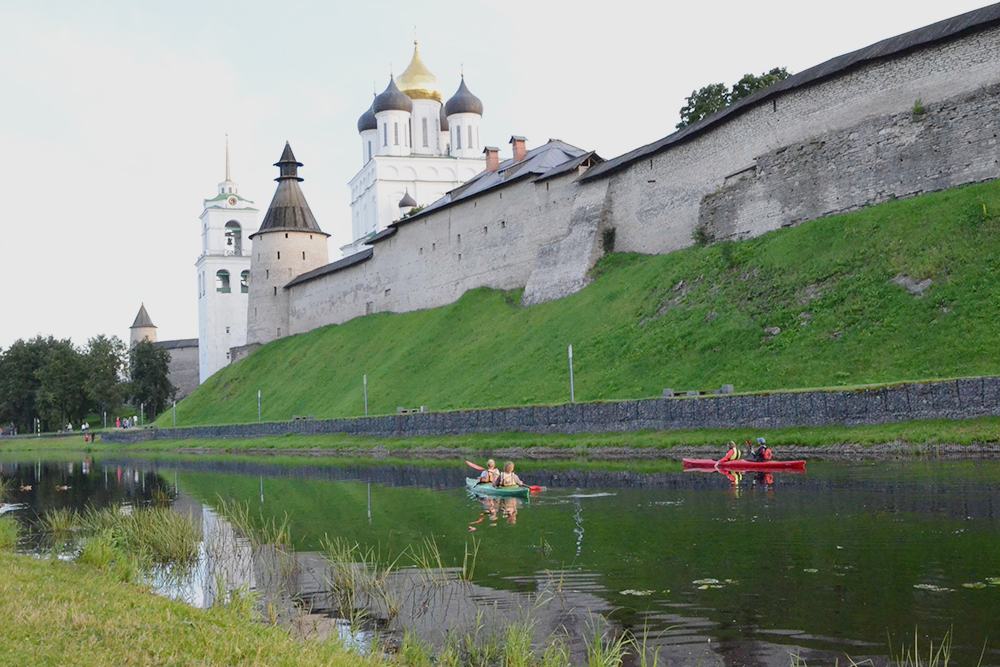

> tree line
[0,335,175,433]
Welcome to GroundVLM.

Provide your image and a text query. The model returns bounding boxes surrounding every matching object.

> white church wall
[197,253,249,382]
[606,23,1000,256]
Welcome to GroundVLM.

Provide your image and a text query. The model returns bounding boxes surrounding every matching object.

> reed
[81,505,199,565]
[890,629,954,667]
[320,536,400,629]
[585,624,631,667]
[0,516,19,550]
[41,507,81,534]
[501,620,534,667]
[459,536,479,582]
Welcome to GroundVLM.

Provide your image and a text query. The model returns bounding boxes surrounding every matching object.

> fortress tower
[196,140,258,382]
[345,42,486,257]
[246,143,329,346]
[129,304,157,348]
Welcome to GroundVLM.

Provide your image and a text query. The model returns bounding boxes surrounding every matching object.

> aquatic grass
[539,636,571,667]
[890,629,954,667]
[586,623,631,667]
[217,496,293,548]
[398,629,433,667]
[408,535,451,586]
[78,534,116,570]
[463,610,503,667]
[0,516,20,550]
[41,507,81,534]
[502,619,535,667]
[460,536,480,582]
[320,536,401,629]
[81,505,199,565]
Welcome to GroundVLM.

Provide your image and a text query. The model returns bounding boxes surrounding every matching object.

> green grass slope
[164,180,1000,427]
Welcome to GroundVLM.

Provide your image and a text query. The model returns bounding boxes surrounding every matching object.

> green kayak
[466,478,530,498]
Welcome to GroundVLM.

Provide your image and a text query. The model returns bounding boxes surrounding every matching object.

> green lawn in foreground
[9,416,1000,455]
[162,180,1000,428]
[0,553,382,667]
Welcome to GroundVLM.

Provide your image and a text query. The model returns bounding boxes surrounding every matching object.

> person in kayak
[494,461,526,488]
[747,437,773,462]
[477,459,500,485]
[717,441,742,464]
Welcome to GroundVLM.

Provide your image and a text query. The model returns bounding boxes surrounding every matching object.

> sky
[0,0,992,350]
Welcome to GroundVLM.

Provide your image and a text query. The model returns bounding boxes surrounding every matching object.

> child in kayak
[717,441,742,464]
[477,459,500,485]
[494,461,526,488]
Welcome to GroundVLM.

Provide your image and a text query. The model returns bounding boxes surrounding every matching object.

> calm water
[3,452,999,666]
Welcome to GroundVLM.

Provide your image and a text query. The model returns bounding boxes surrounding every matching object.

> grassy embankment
[162,179,1000,430]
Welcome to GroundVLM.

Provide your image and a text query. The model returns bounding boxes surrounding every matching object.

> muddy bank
[169,441,1000,462]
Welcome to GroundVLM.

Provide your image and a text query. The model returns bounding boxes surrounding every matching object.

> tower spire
[225,134,231,182]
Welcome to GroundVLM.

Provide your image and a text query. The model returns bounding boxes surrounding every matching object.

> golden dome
[395,42,442,103]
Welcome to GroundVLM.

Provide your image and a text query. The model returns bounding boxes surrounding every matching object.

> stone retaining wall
[101,376,1000,445]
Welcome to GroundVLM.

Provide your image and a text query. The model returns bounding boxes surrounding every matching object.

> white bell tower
[196,138,258,383]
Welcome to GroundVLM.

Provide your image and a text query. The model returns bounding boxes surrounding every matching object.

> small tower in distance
[196,138,258,382]
[130,304,157,348]
[246,142,330,346]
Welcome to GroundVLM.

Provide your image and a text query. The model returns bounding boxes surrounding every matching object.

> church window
[367,140,372,161]
[407,119,411,146]
[383,123,387,147]
[216,270,231,293]
[422,118,428,147]
[467,126,472,150]
[240,270,249,293]
[225,221,242,255]
[394,122,399,146]
[302,251,305,260]
[476,127,480,150]
[274,286,277,296]
[277,251,281,259]
[456,128,461,150]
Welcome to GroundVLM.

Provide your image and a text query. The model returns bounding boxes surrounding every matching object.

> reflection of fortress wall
[202,505,256,608]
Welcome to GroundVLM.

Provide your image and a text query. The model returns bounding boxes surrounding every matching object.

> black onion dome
[444,76,483,116]
[373,77,413,114]
[439,104,449,131]
[398,190,417,208]
[357,102,377,133]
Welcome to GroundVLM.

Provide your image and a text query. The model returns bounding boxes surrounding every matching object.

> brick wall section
[102,376,1000,445]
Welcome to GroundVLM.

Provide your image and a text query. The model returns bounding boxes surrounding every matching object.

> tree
[129,340,175,420]
[85,334,126,421]
[35,340,88,429]
[0,336,62,432]
[677,67,791,129]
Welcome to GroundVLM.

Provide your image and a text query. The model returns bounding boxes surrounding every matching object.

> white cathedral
[134,42,489,393]
[344,42,486,256]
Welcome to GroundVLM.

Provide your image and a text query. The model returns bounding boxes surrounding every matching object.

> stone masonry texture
[103,377,1000,445]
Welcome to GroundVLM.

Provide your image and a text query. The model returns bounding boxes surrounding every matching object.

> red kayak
[683,458,806,471]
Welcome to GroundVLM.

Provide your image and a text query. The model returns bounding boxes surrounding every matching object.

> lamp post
[568,345,575,404]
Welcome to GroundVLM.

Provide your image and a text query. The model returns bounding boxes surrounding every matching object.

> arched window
[225,221,242,255]
[394,122,399,146]
[456,127,461,150]
[216,270,231,293]
[367,140,372,161]
[240,270,249,293]
[422,118,428,147]
[382,123,387,147]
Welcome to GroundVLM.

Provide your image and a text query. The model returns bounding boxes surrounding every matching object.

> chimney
[509,135,527,163]
[483,146,499,173]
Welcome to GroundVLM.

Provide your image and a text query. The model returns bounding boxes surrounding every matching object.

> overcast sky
[0,0,991,349]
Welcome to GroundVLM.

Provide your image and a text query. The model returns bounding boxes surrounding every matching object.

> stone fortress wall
[263,8,1000,346]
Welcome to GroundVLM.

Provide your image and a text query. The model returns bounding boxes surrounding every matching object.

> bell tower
[196,138,259,382]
